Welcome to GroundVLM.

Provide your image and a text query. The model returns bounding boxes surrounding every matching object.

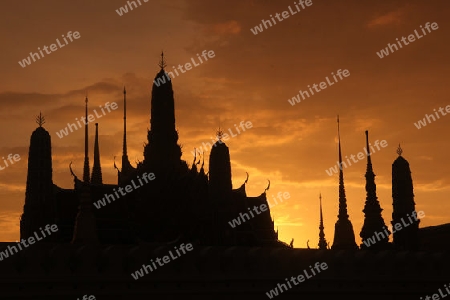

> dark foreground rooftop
[0,242,449,299]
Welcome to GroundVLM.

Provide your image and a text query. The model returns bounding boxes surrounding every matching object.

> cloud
[205,20,242,36]
[0,212,21,241]
[367,8,406,28]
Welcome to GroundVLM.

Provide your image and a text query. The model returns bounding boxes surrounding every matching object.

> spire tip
[397,143,403,156]
[36,112,45,127]
[158,51,167,69]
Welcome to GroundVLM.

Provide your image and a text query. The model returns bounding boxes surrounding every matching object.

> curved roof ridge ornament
[69,161,76,178]
[197,150,201,165]
[264,179,270,193]
[244,172,249,184]
[113,156,119,172]
[69,162,76,177]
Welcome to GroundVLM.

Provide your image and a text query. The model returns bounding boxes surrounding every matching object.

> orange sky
[0,0,449,247]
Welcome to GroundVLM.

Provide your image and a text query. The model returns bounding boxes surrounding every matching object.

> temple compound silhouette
[3,53,449,298]
[20,53,281,248]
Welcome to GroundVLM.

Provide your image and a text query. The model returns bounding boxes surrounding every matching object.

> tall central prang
[143,52,182,169]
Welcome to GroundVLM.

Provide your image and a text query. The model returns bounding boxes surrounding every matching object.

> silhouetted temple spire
[20,114,55,240]
[83,96,90,183]
[123,87,127,157]
[392,144,419,250]
[91,123,103,184]
[144,53,182,169]
[332,116,358,250]
[360,130,389,249]
[119,86,134,181]
[209,135,233,245]
[209,137,232,202]
[318,193,328,250]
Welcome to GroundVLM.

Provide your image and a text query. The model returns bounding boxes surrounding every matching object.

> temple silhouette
[2,53,449,298]
[20,53,281,248]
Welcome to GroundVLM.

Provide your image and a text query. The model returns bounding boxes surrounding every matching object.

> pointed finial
[158,51,167,69]
[216,126,224,141]
[123,86,126,94]
[36,112,45,127]
[319,192,324,223]
[397,143,403,156]
[337,114,340,133]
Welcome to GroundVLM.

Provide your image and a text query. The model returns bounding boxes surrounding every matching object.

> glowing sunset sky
[0,0,449,247]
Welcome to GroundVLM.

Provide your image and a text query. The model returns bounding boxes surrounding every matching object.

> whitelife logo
[0,224,58,262]
[0,153,21,171]
[265,262,328,298]
[325,139,388,176]
[18,31,81,68]
[93,172,155,209]
[76,296,95,300]
[153,50,215,87]
[362,211,425,247]
[250,0,313,35]
[228,192,290,228]
[288,69,350,106]
[421,282,450,300]
[191,120,253,157]
[376,22,439,59]
[131,243,194,280]
[414,105,450,129]
[55,101,118,139]
[115,0,149,16]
